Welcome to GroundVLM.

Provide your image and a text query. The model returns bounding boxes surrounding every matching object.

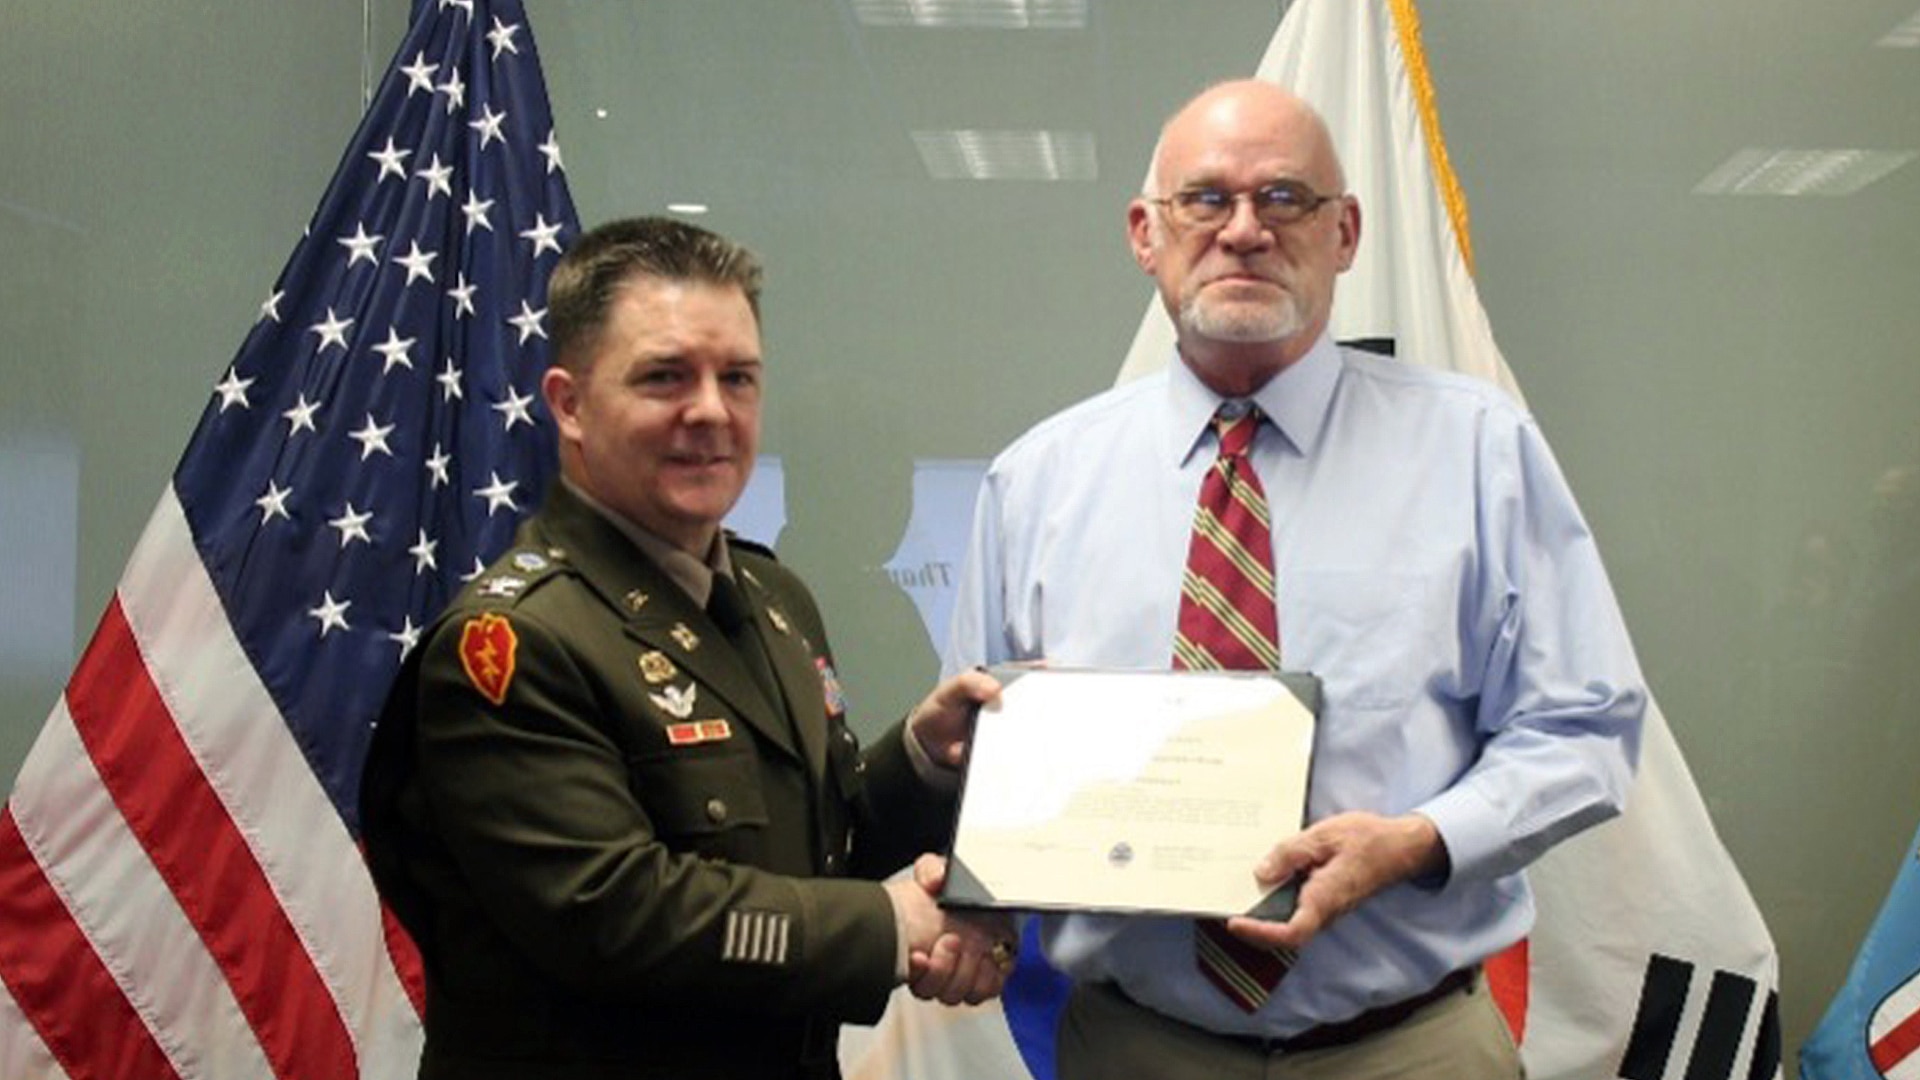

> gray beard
[1179,291,1303,343]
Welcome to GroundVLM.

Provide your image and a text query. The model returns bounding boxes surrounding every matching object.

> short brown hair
[546,216,763,369]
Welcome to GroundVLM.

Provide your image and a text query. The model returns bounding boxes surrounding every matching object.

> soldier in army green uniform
[360,217,1010,1080]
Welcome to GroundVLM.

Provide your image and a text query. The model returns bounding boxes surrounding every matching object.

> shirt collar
[1165,332,1343,466]
[560,476,734,606]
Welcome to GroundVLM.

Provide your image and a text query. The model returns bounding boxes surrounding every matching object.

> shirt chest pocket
[626,748,772,859]
[1283,569,1428,711]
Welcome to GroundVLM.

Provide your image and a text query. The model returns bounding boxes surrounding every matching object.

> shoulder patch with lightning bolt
[458,613,519,706]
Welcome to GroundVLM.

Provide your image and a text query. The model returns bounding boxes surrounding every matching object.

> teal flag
[1801,817,1920,1079]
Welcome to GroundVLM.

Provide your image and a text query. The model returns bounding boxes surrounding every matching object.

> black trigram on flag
[1620,954,1782,1080]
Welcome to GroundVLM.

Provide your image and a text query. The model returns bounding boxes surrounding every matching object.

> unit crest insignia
[638,651,677,685]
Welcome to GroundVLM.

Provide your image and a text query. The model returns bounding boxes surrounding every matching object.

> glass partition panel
[5,0,1916,1061]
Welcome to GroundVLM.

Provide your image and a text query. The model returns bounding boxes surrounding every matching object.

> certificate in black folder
[941,667,1320,920]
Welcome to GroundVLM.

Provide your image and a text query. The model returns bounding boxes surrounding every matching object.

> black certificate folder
[942,667,1321,920]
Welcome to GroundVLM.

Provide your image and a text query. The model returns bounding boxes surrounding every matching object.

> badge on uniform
[666,719,732,746]
[638,650,677,684]
[458,613,519,706]
[649,684,697,719]
[477,575,526,599]
[815,657,847,718]
[722,908,791,966]
[670,622,701,651]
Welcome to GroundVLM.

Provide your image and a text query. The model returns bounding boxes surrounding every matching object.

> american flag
[0,1,577,1075]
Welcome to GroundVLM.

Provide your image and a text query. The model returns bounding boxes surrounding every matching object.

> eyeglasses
[1147,179,1342,232]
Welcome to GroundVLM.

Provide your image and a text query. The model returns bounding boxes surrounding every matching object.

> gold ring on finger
[990,940,1017,971]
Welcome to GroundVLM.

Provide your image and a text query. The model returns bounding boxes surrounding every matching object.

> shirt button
[706,798,728,824]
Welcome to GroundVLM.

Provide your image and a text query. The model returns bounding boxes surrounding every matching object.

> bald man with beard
[946,81,1647,1079]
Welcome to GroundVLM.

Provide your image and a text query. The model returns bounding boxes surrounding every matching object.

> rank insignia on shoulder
[458,614,519,706]
[722,909,791,966]
[638,651,677,684]
[512,551,550,573]
[815,658,848,718]
[649,683,697,719]
[767,607,791,635]
[670,622,701,651]
[666,719,732,746]
[477,575,527,599]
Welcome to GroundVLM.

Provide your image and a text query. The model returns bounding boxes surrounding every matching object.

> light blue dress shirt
[944,334,1646,1038]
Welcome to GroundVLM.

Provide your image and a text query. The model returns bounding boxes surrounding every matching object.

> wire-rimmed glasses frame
[1146,178,1343,233]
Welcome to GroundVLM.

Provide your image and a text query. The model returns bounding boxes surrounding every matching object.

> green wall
[4,0,1917,1066]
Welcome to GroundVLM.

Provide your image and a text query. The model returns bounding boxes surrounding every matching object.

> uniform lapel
[735,565,829,784]
[626,595,804,764]
[531,487,804,765]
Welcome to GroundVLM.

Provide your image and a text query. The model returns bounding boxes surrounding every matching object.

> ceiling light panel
[1877,8,1920,46]
[851,0,1088,30]
[913,130,1098,181]
[1693,148,1915,197]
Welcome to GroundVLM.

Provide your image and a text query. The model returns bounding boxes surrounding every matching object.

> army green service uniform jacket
[360,484,955,1080]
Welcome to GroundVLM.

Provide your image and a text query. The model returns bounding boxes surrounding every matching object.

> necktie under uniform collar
[559,475,732,608]
[707,571,787,714]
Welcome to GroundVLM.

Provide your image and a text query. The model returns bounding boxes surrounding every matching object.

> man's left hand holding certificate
[941,668,1320,919]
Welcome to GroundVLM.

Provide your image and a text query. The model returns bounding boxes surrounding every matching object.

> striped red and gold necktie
[1175,405,1296,1012]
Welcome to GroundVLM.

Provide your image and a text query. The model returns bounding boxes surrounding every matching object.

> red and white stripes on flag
[0,1,578,1075]
[0,491,423,1078]
[1872,974,1920,1078]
